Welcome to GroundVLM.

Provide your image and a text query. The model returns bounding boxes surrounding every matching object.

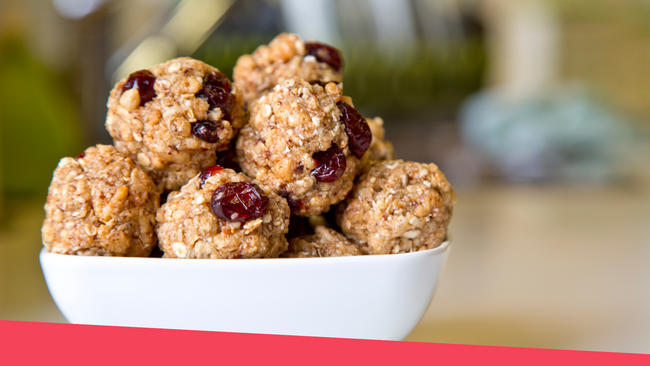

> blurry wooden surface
[405,183,650,353]
[0,199,66,323]
[1,182,649,353]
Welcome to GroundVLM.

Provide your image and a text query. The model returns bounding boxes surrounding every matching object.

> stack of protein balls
[41,33,457,259]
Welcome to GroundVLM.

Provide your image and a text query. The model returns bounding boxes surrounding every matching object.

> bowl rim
[39,238,451,263]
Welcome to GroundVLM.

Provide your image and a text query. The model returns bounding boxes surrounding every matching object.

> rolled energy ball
[233,33,344,103]
[106,57,246,192]
[282,226,361,258]
[359,117,396,174]
[156,165,290,259]
[237,77,370,217]
[42,145,159,256]
[340,160,456,255]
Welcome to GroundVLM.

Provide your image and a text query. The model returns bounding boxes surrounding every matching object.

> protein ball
[233,33,344,103]
[236,77,361,217]
[106,57,246,192]
[155,166,290,259]
[42,145,160,256]
[282,226,362,258]
[340,160,456,254]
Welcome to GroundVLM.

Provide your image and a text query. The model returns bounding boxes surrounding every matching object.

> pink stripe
[1,320,647,365]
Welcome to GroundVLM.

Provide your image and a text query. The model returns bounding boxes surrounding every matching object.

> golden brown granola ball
[282,226,362,258]
[42,145,159,256]
[340,160,456,255]
[233,33,344,103]
[236,77,371,217]
[359,116,396,174]
[156,166,290,259]
[106,57,246,192]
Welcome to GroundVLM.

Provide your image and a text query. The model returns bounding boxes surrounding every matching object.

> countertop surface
[405,183,650,353]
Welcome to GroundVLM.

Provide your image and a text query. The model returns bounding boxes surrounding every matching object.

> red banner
[0,320,647,365]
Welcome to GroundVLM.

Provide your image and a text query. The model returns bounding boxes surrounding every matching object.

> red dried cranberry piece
[74,152,85,160]
[123,70,157,106]
[196,71,235,120]
[199,164,224,186]
[305,42,344,72]
[191,120,223,143]
[311,144,347,183]
[210,182,269,222]
[205,71,231,92]
[337,101,371,159]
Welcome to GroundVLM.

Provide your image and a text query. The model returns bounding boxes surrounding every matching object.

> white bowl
[40,240,451,340]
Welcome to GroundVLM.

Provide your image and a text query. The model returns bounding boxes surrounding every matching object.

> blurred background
[1,0,650,353]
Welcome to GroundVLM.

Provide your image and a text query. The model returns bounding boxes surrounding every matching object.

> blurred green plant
[0,34,83,199]
[193,34,485,120]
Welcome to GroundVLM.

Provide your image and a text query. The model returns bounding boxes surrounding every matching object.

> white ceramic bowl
[40,240,451,340]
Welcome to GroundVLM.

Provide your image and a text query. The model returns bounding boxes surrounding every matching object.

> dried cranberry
[196,71,235,120]
[311,144,346,183]
[305,42,344,72]
[123,70,157,106]
[199,164,223,186]
[206,71,231,92]
[211,182,269,222]
[337,102,371,159]
[191,120,223,143]
[74,152,85,160]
